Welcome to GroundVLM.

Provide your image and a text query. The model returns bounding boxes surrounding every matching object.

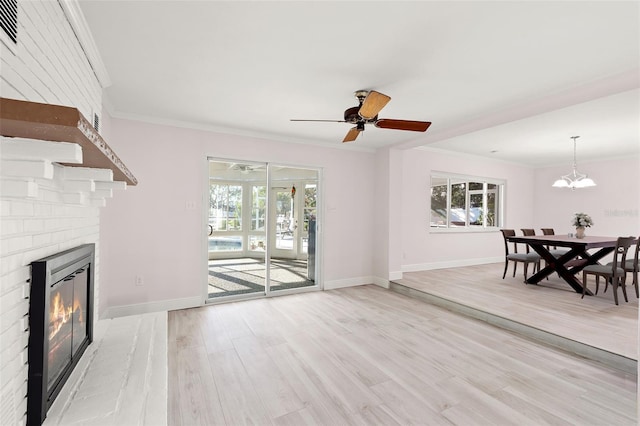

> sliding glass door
[206,159,319,300]
[207,162,267,298]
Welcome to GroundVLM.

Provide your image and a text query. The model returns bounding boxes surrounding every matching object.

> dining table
[505,234,624,295]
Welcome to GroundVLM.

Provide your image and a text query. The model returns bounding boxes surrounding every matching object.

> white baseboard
[324,276,374,290]
[402,257,502,272]
[371,276,390,289]
[102,296,203,319]
[389,271,403,281]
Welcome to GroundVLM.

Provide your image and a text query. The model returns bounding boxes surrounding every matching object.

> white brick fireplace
[0,138,115,424]
[0,2,165,425]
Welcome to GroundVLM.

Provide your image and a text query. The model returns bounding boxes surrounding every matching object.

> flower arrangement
[572,212,593,228]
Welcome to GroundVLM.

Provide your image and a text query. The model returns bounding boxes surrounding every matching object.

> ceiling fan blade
[358,90,391,120]
[375,119,431,132]
[343,127,361,143]
[290,119,347,123]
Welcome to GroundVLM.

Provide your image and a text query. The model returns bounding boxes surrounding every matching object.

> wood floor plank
[207,348,274,425]
[264,342,353,425]
[169,308,205,349]
[347,404,404,426]
[209,302,254,341]
[489,388,572,425]
[283,330,384,414]
[368,379,451,425]
[168,286,637,425]
[232,335,306,419]
[395,263,638,359]
[200,307,235,354]
[172,345,226,425]
[168,311,226,426]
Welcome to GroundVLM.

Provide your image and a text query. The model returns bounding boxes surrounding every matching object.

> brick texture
[0,2,105,425]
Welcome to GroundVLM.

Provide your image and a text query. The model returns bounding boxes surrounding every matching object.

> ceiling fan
[291,90,431,143]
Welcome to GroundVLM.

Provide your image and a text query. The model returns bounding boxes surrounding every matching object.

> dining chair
[540,228,571,257]
[582,236,636,305]
[521,228,536,237]
[607,236,640,298]
[628,236,640,298]
[520,229,551,280]
[500,229,540,282]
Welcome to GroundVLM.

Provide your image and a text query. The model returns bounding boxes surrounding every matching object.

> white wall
[372,148,392,284]
[399,148,536,271]
[397,148,640,272]
[534,157,640,237]
[0,2,106,425]
[99,117,378,315]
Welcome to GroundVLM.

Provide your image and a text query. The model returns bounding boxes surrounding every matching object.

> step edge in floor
[389,281,637,375]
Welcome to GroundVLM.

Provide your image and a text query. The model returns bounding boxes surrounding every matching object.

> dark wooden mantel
[0,97,137,186]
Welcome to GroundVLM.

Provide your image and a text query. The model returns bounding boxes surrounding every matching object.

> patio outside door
[271,186,297,258]
[206,159,319,300]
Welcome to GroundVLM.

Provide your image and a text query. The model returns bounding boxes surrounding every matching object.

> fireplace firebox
[28,244,95,426]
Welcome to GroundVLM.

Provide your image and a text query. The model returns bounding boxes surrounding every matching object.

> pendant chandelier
[552,136,596,189]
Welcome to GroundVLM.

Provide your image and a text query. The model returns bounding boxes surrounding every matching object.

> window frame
[429,172,505,233]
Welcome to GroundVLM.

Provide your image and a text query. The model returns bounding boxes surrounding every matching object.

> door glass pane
[209,184,242,231]
[249,185,267,253]
[207,160,266,299]
[275,189,294,250]
[251,186,266,231]
[269,166,318,292]
[302,184,317,254]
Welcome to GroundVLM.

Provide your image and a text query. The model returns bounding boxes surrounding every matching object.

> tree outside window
[209,183,242,231]
[430,175,503,229]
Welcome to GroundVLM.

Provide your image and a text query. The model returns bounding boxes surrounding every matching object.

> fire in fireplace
[28,244,94,426]
[47,267,88,391]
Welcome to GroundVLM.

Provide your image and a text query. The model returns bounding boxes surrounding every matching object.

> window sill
[429,227,500,234]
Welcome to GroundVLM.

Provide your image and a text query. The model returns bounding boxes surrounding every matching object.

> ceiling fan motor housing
[344,106,377,124]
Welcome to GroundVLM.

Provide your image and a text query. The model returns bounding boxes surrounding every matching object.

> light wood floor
[395,263,639,360]
[168,285,637,425]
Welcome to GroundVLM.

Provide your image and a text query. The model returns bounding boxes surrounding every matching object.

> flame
[49,291,73,340]
[73,294,84,324]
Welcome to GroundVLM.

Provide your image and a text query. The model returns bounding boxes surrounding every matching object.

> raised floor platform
[391,263,638,374]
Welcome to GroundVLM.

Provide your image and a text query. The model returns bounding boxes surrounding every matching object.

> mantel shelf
[0,97,137,186]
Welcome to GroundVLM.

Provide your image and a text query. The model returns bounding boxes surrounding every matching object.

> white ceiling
[78,1,640,166]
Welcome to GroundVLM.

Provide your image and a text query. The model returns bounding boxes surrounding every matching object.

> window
[430,173,503,230]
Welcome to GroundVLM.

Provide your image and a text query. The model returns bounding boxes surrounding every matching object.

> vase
[576,226,585,239]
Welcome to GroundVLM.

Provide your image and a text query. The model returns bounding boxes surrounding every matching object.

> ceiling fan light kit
[552,136,596,190]
[291,90,431,143]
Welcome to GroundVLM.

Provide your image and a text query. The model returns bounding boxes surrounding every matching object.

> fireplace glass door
[47,267,88,391]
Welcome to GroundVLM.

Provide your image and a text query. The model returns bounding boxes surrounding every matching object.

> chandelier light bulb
[551,136,596,190]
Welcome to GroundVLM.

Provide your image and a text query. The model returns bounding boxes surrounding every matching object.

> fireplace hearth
[28,244,95,426]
